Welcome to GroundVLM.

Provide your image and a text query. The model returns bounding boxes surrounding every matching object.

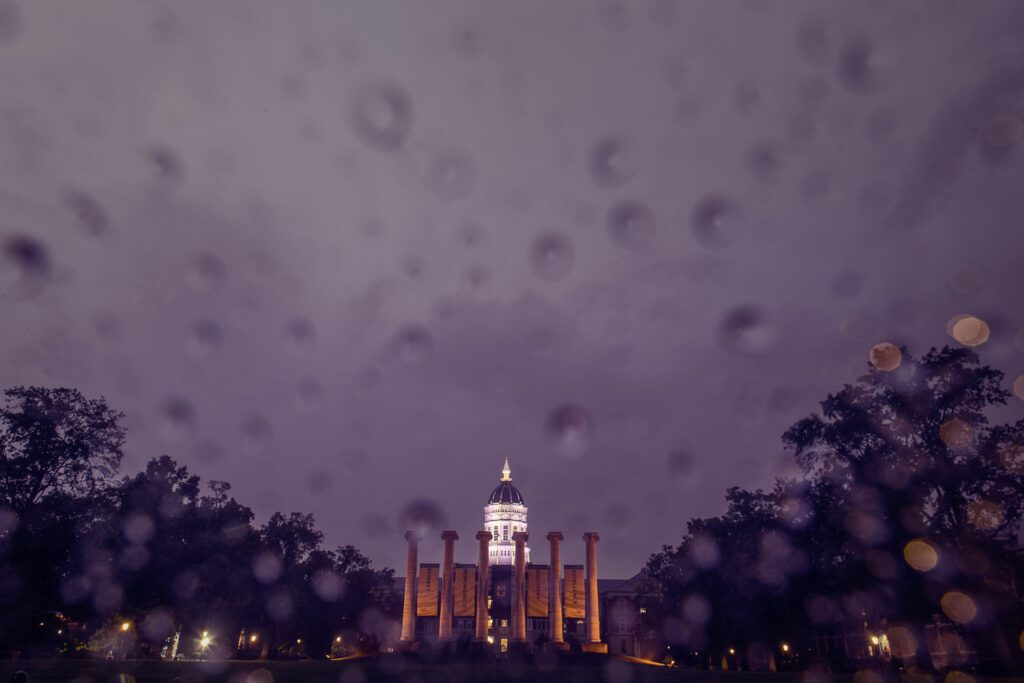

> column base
[581,642,608,654]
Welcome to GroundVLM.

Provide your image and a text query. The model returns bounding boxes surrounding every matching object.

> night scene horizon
[2,1,1024,681]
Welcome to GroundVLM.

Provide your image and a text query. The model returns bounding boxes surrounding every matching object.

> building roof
[487,480,525,505]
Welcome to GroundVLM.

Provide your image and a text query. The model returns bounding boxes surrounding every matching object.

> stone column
[583,532,601,644]
[438,530,458,641]
[400,530,419,642]
[475,531,491,642]
[546,532,564,644]
[512,531,529,642]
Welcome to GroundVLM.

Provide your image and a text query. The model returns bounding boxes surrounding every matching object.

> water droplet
[949,315,990,347]
[283,317,316,356]
[838,38,886,93]
[185,253,225,293]
[588,136,636,188]
[982,114,1023,149]
[1015,329,1024,355]
[424,149,477,202]
[529,232,574,282]
[545,404,594,458]
[391,324,432,367]
[242,413,273,446]
[92,311,125,343]
[186,319,222,358]
[940,419,974,449]
[869,343,901,372]
[1,235,49,301]
[64,191,109,235]
[196,440,223,463]
[145,145,185,187]
[457,221,484,247]
[691,195,746,248]
[398,499,446,537]
[940,591,977,624]
[607,200,656,249]
[123,514,155,544]
[294,377,323,413]
[1013,376,1024,401]
[157,396,196,441]
[746,142,783,183]
[948,266,985,295]
[667,449,695,481]
[252,551,282,584]
[350,83,413,152]
[717,306,777,355]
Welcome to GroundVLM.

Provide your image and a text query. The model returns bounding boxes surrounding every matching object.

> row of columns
[399,530,601,647]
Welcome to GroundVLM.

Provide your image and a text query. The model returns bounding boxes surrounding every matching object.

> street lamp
[121,622,131,632]
[781,643,790,653]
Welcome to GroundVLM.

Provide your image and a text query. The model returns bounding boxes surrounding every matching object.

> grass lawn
[0,655,1014,683]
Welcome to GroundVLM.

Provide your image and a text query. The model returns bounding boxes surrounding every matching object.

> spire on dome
[501,457,511,481]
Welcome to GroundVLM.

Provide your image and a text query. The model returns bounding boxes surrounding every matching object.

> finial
[501,457,511,481]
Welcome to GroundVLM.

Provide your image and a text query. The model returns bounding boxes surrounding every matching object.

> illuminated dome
[488,481,525,505]
[483,457,530,565]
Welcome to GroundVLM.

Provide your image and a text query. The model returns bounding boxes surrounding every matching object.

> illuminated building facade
[396,460,615,654]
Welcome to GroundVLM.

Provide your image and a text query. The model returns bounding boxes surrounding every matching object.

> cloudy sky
[2,0,1024,577]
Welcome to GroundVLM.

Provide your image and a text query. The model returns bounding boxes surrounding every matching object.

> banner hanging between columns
[564,564,585,619]
[453,564,476,618]
[527,565,549,617]
[417,563,439,617]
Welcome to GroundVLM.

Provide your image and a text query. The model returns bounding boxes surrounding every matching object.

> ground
[0,655,1015,683]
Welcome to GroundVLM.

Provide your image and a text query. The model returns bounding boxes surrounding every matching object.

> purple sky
[2,0,1024,577]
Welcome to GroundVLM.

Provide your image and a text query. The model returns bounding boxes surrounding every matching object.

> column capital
[404,530,421,542]
[546,531,564,542]
[512,531,529,543]
[441,530,459,541]
[583,532,600,543]
[475,530,492,541]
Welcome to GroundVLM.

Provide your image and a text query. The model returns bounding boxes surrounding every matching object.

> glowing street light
[781,643,790,653]
[200,631,212,649]
[728,648,736,655]
[121,622,131,632]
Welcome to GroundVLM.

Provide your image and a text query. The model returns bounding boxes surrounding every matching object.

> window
[503,526,508,541]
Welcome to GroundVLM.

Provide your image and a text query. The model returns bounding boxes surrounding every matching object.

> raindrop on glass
[283,317,316,356]
[185,253,225,293]
[607,200,656,249]
[869,343,901,372]
[691,195,746,248]
[424,149,477,202]
[157,396,196,441]
[1,235,49,301]
[64,191,109,236]
[982,114,1023,149]
[838,37,886,93]
[717,306,777,355]
[294,377,323,413]
[186,319,223,358]
[242,413,273,446]
[145,145,186,187]
[398,499,446,537]
[350,83,413,152]
[391,324,432,367]
[544,404,594,458]
[588,136,636,188]
[529,232,574,282]
[746,142,783,183]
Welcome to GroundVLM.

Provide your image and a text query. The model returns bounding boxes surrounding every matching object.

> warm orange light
[781,643,790,652]
[869,343,901,372]
[250,634,258,643]
[121,622,130,632]
[941,591,977,624]
[903,539,939,572]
